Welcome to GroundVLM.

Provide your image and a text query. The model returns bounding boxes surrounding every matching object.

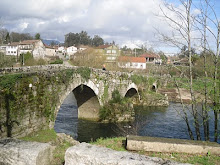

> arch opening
[125,88,138,98]
[54,84,100,139]
[73,84,100,120]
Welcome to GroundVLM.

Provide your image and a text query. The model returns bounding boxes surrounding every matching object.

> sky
[0,0,220,54]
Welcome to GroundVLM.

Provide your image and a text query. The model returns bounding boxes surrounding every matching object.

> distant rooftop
[118,56,146,63]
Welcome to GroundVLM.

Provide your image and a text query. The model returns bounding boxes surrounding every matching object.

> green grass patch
[20,129,57,143]
[90,137,126,151]
[52,141,72,165]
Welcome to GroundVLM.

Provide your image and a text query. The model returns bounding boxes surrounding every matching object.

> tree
[179,45,196,59]
[158,51,167,64]
[70,48,106,68]
[159,0,200,140]
[195,0,220,142]
[92,35,104,47]
[0,29,8,44]
[159,0,220,142]
[4,32,10,44]
[50,41,56,47]
[10,32,33,42]
[35,33,41,40]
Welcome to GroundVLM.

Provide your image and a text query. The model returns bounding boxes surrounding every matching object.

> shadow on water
[54,92,220,143]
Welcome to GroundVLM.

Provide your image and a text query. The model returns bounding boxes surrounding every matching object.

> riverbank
[158,88,204,103]
[92,137,220,165]
[17,129,220,165]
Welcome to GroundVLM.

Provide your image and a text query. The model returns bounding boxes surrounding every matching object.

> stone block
[0,138,53,165]
[126,135,220,155]
[65,143,188,165]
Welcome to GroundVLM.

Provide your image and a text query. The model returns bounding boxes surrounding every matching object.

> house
[6,42,19,57]
[67,46,77,56]
[77,45,89,52]
[45,44,56,58]
[0,45,7,54]
[118,56,146,69]
[58,46,66,53]
[140,53,162,65]
[19,40,45,59]
[95,44,120,62]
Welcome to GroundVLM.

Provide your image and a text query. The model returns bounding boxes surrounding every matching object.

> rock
[56,133,79,145]
[126,135,220,155]
[65,143,189,165]
[0,138,53,165]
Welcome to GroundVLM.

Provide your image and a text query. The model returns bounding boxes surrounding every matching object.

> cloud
[1,0,214,53]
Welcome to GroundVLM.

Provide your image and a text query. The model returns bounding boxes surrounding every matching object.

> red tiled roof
[140,53,159,58]
[96,44,113,49]
[19,40,40,45]
[118,56,146,63]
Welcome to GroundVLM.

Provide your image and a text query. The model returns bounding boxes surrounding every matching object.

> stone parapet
[65,143,188,165]
[126,135,220,155]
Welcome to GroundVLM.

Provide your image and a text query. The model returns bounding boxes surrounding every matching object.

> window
[106,50,111,54]
[8,51,10,54]
[112,50,116,54]
[14,51,16,54]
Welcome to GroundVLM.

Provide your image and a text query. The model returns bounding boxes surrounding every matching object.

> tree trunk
[187,0,201,140]
[213,22,220,142]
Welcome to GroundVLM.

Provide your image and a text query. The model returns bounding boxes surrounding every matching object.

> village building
[5,42,19,57]
[0,45,7,54]
[140,53,162,65]
[77,45,89,52]
[95,44,120,62]
[19,40,45,59]
[118,56,146,69]
[67,46,77,56]
[58,46,66,54]
[45,44,57,60]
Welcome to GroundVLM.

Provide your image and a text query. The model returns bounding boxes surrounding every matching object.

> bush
[50,59,63,64]
[0,53,16,68]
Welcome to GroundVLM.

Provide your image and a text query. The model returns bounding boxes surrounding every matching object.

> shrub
[50,59,63,64]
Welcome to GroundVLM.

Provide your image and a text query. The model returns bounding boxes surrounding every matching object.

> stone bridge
[0,65,139,138]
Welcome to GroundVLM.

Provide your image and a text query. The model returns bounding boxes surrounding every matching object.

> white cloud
[1,0,215,53]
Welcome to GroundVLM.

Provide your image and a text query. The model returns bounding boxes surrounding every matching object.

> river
[54,92,220,143]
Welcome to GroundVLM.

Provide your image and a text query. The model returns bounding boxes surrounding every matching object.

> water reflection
[54,92,220,143]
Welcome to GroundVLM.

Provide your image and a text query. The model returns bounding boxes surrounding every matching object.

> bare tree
[158,0,201,140]
[195,0,220,142]
[0,18,8,45]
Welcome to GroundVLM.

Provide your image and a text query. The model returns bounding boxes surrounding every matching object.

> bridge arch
[123,83,139,97]
[53,79,101,127]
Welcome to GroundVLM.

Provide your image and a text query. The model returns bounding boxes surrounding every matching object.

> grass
[90,137,127,151]
[19,130,220,165]
[91,137,220,165]
[20,129,57,143]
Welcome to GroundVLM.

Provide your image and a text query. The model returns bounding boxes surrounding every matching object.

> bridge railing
[0,64,75,74]
[0,65,134,79]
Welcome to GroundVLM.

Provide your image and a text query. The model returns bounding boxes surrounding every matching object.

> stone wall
[0,66,138,138]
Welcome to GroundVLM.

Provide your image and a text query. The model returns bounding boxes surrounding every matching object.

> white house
[6,42,19,56]
[19,40,45,59]
[67,46,77,56]
[58,46,66,53]
[118,56,146,69]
